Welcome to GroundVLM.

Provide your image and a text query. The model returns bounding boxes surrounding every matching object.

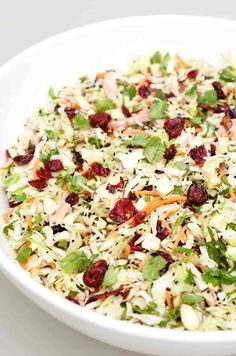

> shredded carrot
[96,72,106,80]
[71,103,79,110]
[2,211,11,223]
[165,290,173,308]
[229,189,236,202]
[66,142,74,149]
[177,253,205,271]
[121,244,131,259]
[107,230,118,238]
[84,234,90,245]
[26,215,33,232]
[32,159,39,179]
[195,127,203,133]
[62,182,68,191]
[44,144,51,153]
[119,195,187,228]
[26,197,35,204]
[123,129,153,138]
[134,190,161,197]
[163,206,180,219]
[172,226,186,250]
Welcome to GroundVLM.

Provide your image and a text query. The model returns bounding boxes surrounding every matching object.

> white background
[0,1,236,355]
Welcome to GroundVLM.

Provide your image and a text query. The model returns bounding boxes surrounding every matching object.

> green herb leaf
[143,255,167,281]
[48,87,57,100]
[190,115,205,127]
[149,100,167,120]
[219,67,236,82]
[121,85,136,100]
[143,136,165,164]
[155,89,165,100]
[88,136,102,149]
[198,90,218,107]
[150,51,162,64]
[186,84,197,97]
[16,245,32,264]
[172,185,184,196]
[122,134,149,147]
[3,220,17,235]
[4,174,20,188]
[102,265,117,287]
[40,151,51,162]
[206,239,227,266]
[12,193,27,203]
[80,75,88,83]
[74,115,91,130]
[62,251,92,275]
[58,240,69,249]
[181,293,204,305]
[34,213,42,225]
[68,174,88,192]
[185,269,195,284]
[202,267,236,286]
[93,98,116,112]
[160,53,171,73]
[175,161,189,171]
[174,247,194,256]
[133,301,158,315]
[45,129,56,140]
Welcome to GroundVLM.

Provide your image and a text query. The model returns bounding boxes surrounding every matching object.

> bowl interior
[1,15,236,356]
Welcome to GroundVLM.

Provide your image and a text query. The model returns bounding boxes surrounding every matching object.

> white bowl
[0,15,236,356]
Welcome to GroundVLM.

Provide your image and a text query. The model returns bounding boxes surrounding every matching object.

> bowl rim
[1,14,236,343]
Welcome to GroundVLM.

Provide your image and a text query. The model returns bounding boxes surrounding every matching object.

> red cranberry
[65,193,79,206]
[189,145,207,166]
[13,154,34,165]
[107,178,125,194]
[83,260,107,290]
[65,107,76,119]
[109,198,137,223]
[198,103,215,111]
[73,151,83,165]
[5,150,11,159]
[212,81,226,99]
[121,104,131,117]
[8,200,21,208]
[89,112,111,131]
[29,179,48,190]
[83,168,95,179]
[132,211,146,227]
[164,117,185,139]
[214,105,224,113]
[66,296,80,305]
[28,145,35,155]
[156,251,174,265]
[93,260,107,269]
[128,191,137,201]
[86,287,122,304]
[138,86,151,98]
[143,185,153,191]
[164,144,177,161]
[187,183,208,205]
[90,162,110,177]
[128,233,143,251]
[187,69,198,80]
[210,144,216,156]
[44,159,64,172]
[156,220,170,240]
[54,104,60,113]
[36,168,53,180]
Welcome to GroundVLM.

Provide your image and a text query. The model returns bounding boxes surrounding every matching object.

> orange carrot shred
[26,215,33,232]
[33,159,39,179]
[165,290,173,308]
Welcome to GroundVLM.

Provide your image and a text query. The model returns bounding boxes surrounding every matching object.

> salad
[2,50,236,331]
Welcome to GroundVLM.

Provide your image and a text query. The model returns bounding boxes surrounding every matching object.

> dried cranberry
[164,144,177,161]
[83,168,94,179]
[198,103,215,111]
[86,287,122,304]
[89,112,111,131]
[187,182,208,205]
[65,107,76,119]
[183,201,197,212]
[138,86,151,98]
[93,260,107,269]
[128,233,143,251]
[189,145,207,166]
[28,145,35,155]
[8,200,21,208]
[156,220,170,240]
[156,251,174,265]
[29,179,48,190]
[66,296,80,305]
[187,69,198,80]
[212,81,226,99]
[52,224,66,234]
[128,191,137,201]
[107,178,125,194]
[36,168,53,180]
[121,104,131,118]
[73,151,83,165]
[132,211,146,227]
[164,117,185,139]
[44,159,64,172]
[109,198,137,223]
[83,260,107,290]
[214,105,224,113]
[90,162,110,177]
[165,92,175,99]
[65,192,79,206]
[143,185,153,191]
[5,150,11,159]
[13,154,34,165]
[210,144,216,156]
